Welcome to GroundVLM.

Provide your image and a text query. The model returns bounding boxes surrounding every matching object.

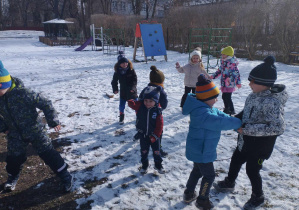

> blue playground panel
[139,24,167,57]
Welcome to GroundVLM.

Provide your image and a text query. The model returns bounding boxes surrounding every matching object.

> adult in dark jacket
[111,56,138,124]
[0,60,72,192]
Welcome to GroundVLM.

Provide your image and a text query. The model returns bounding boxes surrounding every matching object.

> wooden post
[133,37,138,61]
[141,37,147,63]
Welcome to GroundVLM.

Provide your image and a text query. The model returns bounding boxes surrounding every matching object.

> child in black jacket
[127,86,164,174]
[111,53,138,124]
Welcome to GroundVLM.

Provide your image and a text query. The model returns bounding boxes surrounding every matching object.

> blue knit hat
[0,61,12,89]
[142,86,162,104]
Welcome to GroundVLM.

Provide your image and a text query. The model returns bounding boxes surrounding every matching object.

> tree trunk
[151,0,157,18]
[80,0,87,38]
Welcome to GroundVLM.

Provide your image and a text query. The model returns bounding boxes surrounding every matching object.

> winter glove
[149,135,158,143]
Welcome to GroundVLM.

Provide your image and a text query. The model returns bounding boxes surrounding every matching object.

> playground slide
[75,37,93,51]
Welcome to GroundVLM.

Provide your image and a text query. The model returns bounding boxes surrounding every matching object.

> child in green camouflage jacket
[0,60,72,192]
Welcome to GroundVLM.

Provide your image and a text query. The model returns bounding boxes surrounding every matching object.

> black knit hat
[149,66,165,84]
[248,56,277,87]
[118,57,129,65]
[117,51,125,61]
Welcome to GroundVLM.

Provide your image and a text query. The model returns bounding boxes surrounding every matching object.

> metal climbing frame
[102,28,125,55]
[189,28,232,72]
[90,24,125,54]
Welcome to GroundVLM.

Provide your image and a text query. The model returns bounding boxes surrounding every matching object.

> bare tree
[272,0,299,63]
[99,0,112,15]
[151,0,157,18]
[0,0,2,29]
[131,0,143,15]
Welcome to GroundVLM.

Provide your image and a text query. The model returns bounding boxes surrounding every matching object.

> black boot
[4,173,20,191]
[140,161,149,174]
[195,197,214,209]
[183,189,197,203]
[154,162,165,174]
[57,169,73,192]
[213,177,235,192]
[119,113,124,124]
[243,193,265,209]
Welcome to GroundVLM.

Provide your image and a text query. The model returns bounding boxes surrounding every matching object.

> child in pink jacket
[210,46,241,115]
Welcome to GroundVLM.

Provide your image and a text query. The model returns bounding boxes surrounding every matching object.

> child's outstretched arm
[26,89,60,128]
[210,67,222,79]
[195,110,242,131]
[176,62,185,73]
[127,99,141,111]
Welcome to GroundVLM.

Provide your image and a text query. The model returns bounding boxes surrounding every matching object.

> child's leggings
[227,149,263,196]
[181,86,195,107]
[222,92,234,112]
[119,98,126,113]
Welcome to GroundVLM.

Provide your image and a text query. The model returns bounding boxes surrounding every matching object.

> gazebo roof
[43,18,74,24]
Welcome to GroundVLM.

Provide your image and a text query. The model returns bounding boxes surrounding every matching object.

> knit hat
[142,86,162,104]
[221,46,234,57]
[190,48,202,60]
[248,56,277,87]
[149,66,165,84]
[196,74,220,101]
[0,61,12,89]
[118,57,129,65]
[117,50,125,61]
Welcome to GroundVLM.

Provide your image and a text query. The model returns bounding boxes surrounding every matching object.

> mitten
[149,135,158,143]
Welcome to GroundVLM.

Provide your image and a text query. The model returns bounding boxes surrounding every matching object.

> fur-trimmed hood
[114,59,134,72]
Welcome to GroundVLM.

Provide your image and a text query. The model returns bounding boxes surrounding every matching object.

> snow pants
[186,162,215,199]
[140,135,162,165]
[6,130,67,176]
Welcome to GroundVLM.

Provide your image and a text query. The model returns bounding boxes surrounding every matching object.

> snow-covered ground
[0,30,298,209]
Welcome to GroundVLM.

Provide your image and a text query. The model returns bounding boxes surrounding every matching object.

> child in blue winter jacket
[210,46,241,115]
[182,74,242,209]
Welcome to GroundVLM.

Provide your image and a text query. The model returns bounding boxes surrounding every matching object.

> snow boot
[57,169,73,192]
[140,161,149,174]
[183,189,197,203]
[195,198,214,210]
[119,113,124,125]
[213,177,235,192]
[154,162,165,174]
[243,193,265,210]
[4,173,20,191]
